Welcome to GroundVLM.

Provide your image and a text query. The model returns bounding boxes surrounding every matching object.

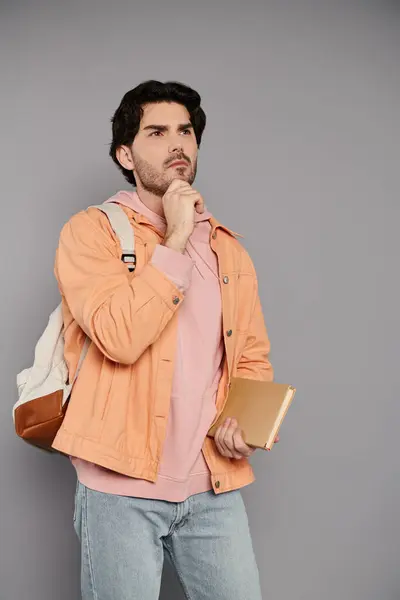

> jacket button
[223,276,229,284]
[172,296,180,305]
[226,329,233,337]
[215,480,220,488]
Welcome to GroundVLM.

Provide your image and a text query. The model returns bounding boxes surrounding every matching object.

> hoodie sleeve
[54,208,187,365]
[151,244,193,292]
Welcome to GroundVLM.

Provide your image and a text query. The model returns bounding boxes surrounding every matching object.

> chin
[169,172,190,181]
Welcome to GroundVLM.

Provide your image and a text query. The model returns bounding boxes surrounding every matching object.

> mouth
[168,160,189,168]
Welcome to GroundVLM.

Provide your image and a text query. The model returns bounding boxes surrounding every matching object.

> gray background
[1,0,399,598]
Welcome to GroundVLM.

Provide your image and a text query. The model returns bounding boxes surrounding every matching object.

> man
[53,80,277,600]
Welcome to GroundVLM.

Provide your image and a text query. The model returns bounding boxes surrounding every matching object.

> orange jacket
[52,203,274,494]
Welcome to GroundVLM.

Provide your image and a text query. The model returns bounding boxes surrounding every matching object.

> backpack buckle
[121,253,136,272]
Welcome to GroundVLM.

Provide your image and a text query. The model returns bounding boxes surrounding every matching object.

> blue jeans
[73,480,263,599]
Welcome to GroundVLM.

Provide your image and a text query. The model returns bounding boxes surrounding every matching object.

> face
[116,101,198,196]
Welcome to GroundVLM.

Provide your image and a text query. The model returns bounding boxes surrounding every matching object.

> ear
[116,145,135,172]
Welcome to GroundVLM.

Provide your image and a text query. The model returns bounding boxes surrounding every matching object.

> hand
[162,179,205,253]
[214,417,255,459]
[214,417,280,458]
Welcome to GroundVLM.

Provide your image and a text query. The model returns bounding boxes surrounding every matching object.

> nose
[168,139,184,154]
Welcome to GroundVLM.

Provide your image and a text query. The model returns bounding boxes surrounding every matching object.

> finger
[214,424,232,458]
[194,196,205,214]
[230,419,252,457]
[167,178,191,193]
[179,189,202,201]
[179,188,198,196]
[218,418,235,458]
[219,419,235,458]
[179,189,205,214]
[214,425,227,455]
[222,419,243,459]
[232,427,253,458]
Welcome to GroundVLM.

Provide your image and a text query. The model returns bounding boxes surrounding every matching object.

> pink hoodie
[70,190,224,501]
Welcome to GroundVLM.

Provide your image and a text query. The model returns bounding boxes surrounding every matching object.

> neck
[135,183,165,217]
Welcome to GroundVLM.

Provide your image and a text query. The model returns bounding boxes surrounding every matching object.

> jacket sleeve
[236,263,274,382]
[54,209,191,365]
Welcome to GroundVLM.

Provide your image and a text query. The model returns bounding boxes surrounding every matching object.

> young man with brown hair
[53,80,277,600]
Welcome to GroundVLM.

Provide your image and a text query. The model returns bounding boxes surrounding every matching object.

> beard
[132,152,197,197]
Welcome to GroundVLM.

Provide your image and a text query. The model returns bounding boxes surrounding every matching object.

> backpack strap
[74,202,137,378]
[90,202,136,272]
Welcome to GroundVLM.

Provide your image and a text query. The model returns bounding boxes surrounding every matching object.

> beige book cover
[207,378,296,451]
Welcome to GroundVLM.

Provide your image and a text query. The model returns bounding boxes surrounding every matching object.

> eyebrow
[142,122,193,132]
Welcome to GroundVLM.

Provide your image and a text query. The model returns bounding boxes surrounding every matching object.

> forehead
[140,102,191,127]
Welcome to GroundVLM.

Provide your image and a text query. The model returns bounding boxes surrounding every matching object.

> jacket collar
[209,216,243,239]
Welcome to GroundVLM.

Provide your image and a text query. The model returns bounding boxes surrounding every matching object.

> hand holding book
[207,378,295,452]
[213,416,280,459]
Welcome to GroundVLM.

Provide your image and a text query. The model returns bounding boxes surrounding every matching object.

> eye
[181,128,192,135]
[149,131,162,137]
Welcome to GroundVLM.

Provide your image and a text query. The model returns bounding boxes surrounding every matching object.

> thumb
[194,196,205,214]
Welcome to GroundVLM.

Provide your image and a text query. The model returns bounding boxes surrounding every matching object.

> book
[207,378,296,451]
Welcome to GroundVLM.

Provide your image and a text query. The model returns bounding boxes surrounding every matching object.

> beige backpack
[13,202,136,452]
